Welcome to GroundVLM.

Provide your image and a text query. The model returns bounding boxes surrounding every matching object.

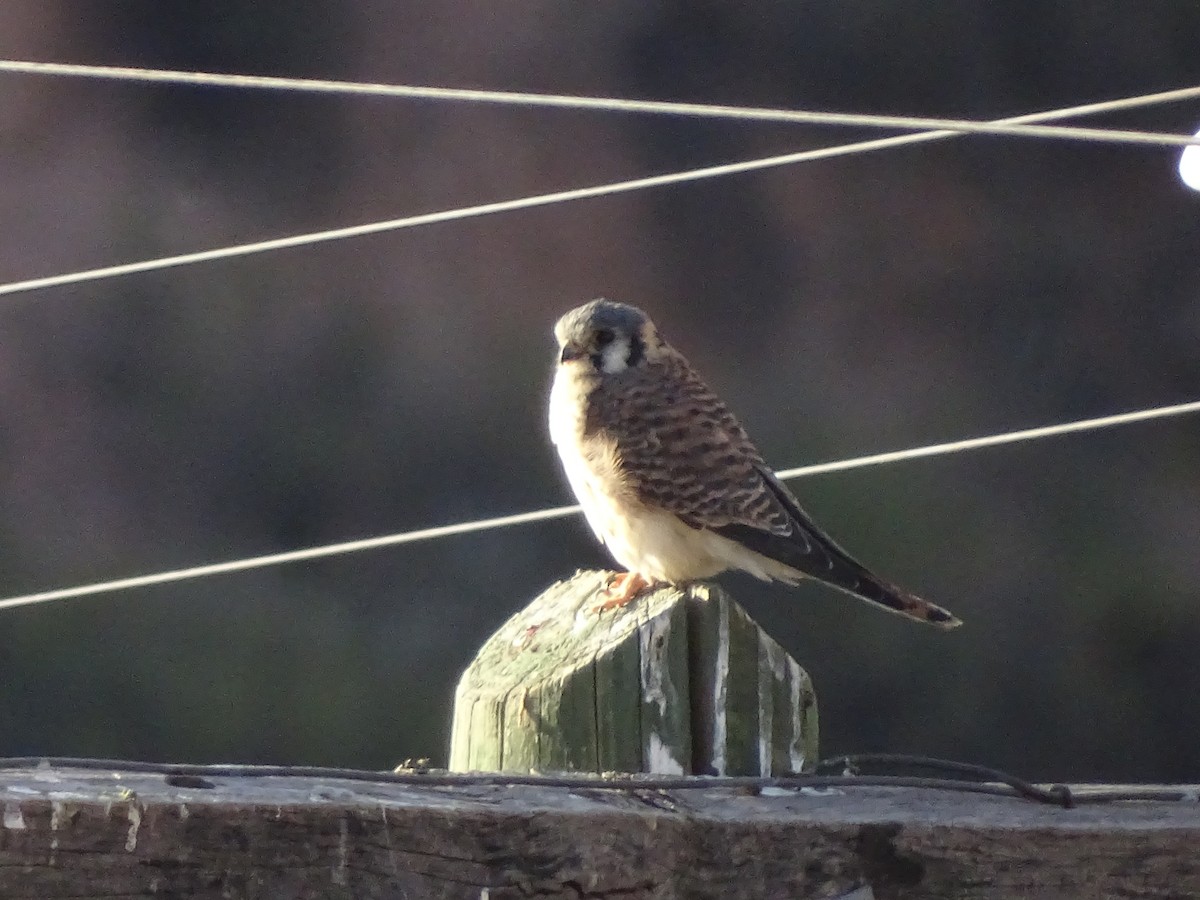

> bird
[548,298,961,629]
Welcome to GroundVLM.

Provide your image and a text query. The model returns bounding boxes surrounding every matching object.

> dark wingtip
[926,606,964,630]
[878,580,963,630]
[896,588,962,629]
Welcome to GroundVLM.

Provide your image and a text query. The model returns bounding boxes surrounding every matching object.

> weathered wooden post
[449,570,817,775]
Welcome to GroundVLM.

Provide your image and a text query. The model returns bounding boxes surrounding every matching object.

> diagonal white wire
[1,59,1198,147]
[0,397,1196,613]
[0,68,1196,610]
[1,81,1200,299]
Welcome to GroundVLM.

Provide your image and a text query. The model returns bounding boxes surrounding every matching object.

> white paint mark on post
[50,802,66,831]
[639,614,672,718]
[711,598,730,775]
[49,801,67,857]
[640,611,688,774]
[788,658,808,774]
[124,802,142,852]
[759,639,789,777]
[646,731,685,775]
[3,803,26,830]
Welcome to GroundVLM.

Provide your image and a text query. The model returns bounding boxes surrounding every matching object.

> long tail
[832,569,961,629]
[718,466,963,629]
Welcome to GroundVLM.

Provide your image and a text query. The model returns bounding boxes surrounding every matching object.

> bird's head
[553,299,662,375]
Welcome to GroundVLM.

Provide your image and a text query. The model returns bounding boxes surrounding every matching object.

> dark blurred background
[0,2,1198,782]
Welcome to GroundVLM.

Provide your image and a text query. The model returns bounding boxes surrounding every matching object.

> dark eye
[595,329,615,347]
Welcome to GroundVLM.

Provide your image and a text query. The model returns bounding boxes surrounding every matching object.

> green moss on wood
[449,571,817,775]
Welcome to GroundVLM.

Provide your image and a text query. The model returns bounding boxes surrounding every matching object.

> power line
[1,82,1198,300]
[0,67,1195,612]
[773,399,1200,477]
[0,397,1195,614]
[1,60,1198,148]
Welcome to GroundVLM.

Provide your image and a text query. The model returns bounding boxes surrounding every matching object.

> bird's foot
[593,571,656,613]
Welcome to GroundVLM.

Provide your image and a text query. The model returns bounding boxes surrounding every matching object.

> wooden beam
[448,571,817,775]
[1,765,1198,898]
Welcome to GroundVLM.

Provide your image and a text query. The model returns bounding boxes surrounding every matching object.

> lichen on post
[448,570,817,775]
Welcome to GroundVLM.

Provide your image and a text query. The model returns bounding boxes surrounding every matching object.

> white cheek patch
[599,337,631,373]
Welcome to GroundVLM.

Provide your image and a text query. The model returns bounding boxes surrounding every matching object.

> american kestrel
[548,298,961,628]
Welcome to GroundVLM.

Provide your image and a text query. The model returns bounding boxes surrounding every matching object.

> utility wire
[0,398,1195,613]
[1,60,1198,147]
[772,399,1200,478]
[1,82,1199,299]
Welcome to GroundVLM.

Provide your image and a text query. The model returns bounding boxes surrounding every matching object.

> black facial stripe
[626,333,645,368]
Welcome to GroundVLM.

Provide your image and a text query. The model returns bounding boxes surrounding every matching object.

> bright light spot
[1179,127,1200,191]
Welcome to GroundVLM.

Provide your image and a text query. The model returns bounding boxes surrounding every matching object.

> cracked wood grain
[449,573,818,777]
[1,766,1199,898]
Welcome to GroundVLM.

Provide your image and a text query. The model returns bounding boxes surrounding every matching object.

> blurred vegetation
[0,2,1198,780]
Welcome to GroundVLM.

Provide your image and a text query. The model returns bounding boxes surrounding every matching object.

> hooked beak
[559,343,586,363]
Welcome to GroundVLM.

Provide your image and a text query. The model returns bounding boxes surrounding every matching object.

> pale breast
[549,364,630,549]
[550,364,746,582]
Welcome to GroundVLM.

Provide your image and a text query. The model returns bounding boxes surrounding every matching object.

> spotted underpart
[580,327,960,628]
